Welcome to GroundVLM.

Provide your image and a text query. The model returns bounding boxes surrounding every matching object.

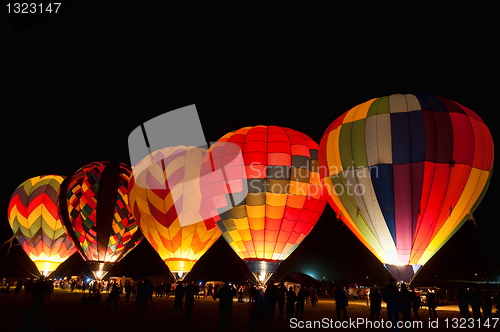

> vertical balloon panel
[319,94,494,283]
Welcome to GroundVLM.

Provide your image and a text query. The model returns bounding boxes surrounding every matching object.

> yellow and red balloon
[201,125,327,283]
[128,146,221,280]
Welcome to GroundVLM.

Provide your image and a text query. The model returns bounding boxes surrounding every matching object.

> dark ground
[0,288,498,332]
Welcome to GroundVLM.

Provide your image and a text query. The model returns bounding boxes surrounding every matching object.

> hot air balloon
[128,146,221,281]
[319,94,494,283]
[58,161,143,279]
[7,175,77,276]
[201,125,327,284]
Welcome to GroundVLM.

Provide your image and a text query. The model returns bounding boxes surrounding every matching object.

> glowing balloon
[319,94,494,282]
[7,175,77,276]
[128,146,221,280]
[201,125,327,284]
[59,161,143,279]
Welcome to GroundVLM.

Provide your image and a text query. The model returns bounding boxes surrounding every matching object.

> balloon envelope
[8,175,77,276]
[128,146,221,280]
[59,161,143,278]
[201,125,327,284]
[319,94,494,282]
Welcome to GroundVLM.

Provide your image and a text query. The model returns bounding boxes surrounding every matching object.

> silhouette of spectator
[411,288,421,320]
[277,282,286,321]
[334,284,348,321]
[382,278,399,331]
[470,286,483,321]
[458,286,471,318]
[427,289,437,319]
[264,280,278,325]
[238,285,244,302]
[286,286,297,321]
[125,281,132,302]
[44,279,53,301]
[311,287,317,307]
[94,290,102,304]
[482,289,493,320]
[134,279,154,318]
[399,283,412,324]
[15,278,23,297]
[249,285,256,303]
[185,282,195,322]
[174,281,184,311]
[369,285,382,320]
[24,278,33,300]
[106,285,121,311]
[31,276,48,311]
[216,282,236,332]
[296,284,306,320]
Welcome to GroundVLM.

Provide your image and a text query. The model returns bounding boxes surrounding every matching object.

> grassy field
[0,288,496,331]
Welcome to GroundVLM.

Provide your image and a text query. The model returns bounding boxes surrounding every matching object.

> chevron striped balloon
[59,161,143,278]
[129,146,221,280]
[7,175,77,276]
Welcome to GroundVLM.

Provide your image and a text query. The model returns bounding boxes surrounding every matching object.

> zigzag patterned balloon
[129,146,221,280]
[8,175,77,276]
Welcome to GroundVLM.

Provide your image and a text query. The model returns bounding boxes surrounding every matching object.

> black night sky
[1,2,499,286]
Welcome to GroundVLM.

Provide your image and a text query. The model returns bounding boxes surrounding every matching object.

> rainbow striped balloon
[319,94,494,282]
[8,175,77,276]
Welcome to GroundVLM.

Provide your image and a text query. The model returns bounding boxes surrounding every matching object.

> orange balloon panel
[201,125,327,267]
[128,146,221,275]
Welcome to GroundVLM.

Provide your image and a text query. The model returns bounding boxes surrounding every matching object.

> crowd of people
[2,275,499,331]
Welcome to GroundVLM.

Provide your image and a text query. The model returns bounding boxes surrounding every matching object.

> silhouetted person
[264,280,278,325]
[411,289,421,320]
[470,286,482,321]
[94,290,102,304]
[458,286,471,318]
[277,282,286,321]
[249,285,256,303]
[286,286,296,321]
[399,283,412,324]
[174,281,184,311]
[296,284,306,320]
[382,278,399,331]
[427,289,437,319]
[216,283,236,332]
[311,287,317,307]
[31,276,48,311]
[185,282,195,322]
[44,279,53,301]
[369,286,382,320]
[334,284,348,321]
[106,285,121,311]
[125,281,132,302]
[482,290,493,320]
[15,278,23,297]
[135,279,154,318]
[24,278,33,300]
